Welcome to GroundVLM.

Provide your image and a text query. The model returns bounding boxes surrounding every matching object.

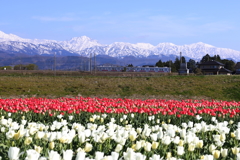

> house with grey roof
[197,60,232,75]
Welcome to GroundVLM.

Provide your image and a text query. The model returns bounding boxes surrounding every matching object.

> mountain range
[0,30,240,69]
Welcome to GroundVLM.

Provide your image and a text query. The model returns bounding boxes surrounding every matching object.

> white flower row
[1,114,240,159]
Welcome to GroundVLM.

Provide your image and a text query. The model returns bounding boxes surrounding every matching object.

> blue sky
[1,0,240,51]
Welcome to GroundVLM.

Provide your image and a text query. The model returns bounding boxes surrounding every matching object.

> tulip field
[1,97,240,160]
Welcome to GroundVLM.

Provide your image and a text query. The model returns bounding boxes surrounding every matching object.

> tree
[174,57,181,71]
[221,59,235,71]
[0,66,12,70]
[26,64,38,70]
[187,59,197,71]
[155,60,164,67]
[14,64,38,70]
[200,54,211,63]
[14,64,24,70]
[194,68,202,75]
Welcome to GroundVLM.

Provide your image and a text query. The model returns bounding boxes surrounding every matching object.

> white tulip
[188,143,195,152]
[135,141,142,150]
[221,148,228,158]
[115,144,123,153]
[111,152,119,160]
[129,130,138,141]
[68,115,73,120]
[151,141,159,150]
[177,146,185,156]
[149,154,164,160]
[8,147,22,160]
[78,132,86,143]
[76,151,86,160]
[6,129,15,139]
[188,121,193,128]
[150,133,158,142]
[48,150,61,160]
[123,148,136,160]
[235,129,240,140]
[25,149,40,160]
[84,143,93,152]
[173,136,180,144]
[209,144,216,153]
[162,136,171,145]
[196,115,202,120]
[135,152,146,160]
[144,142,152,152]
[237,153,240,160]
[212,150,220,159]
[63,150,73,160]
[202,155,214,160]
[95,151,104,160]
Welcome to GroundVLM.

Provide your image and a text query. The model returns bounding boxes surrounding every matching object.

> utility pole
[89,53,92,73]
[54,52,56,76]
[180,52,182,64]
[94,53,96,74]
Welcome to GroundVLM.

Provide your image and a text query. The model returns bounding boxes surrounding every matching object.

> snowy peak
[133,43,155,50]
[59,36,102,52]
[0,31,25,42]
[0,30,240,62]
[188,42,215,48]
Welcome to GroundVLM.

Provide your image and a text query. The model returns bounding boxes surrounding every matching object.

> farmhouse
[235,62,240,74]
[197,60,232,75]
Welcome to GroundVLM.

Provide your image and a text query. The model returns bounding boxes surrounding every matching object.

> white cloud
[32,16,79,22]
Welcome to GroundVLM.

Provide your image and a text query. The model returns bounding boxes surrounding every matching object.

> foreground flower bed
[0,97,240,160]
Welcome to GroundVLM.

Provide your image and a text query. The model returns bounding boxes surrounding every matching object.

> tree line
[0,64,38,70]
[155,54,236,74]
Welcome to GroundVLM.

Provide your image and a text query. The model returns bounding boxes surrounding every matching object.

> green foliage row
[0,74,240,101]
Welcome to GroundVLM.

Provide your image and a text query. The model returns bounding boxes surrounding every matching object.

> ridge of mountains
[0,30,240,69]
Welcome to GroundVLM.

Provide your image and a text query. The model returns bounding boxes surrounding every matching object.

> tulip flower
[220,148,228,158]
[209,144,216,153]
[84,143,93,152]
[8,147,23,160]
[123,148,136,160]
[63,150,73,160]
[115,144,123,153]
[49,141,55,150]
[166,152,172,159]
[237,153,240,160]
[151,141,159,150]
[177,146,185,156]
[232,147,240,155]
[75,151,86,160]
[149,154,164,160]
[24,137,32,145]
[34,145,42,154]
[212,150,220,159]
[111,152,119,160]
[95,151,104,160]
[129,130,138,141]
[48,150,61,160]
[188,143,195,152]
[25,149,40,160]
[144,142,152,152]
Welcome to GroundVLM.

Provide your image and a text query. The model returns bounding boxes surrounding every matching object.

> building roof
[218,68,232,73]
[235,62,240,69]
[198,60,224,66]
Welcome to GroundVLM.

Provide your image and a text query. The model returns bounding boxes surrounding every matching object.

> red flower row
[0,97,240,117]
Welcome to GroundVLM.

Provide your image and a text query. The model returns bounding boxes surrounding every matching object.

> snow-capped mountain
[0,31,240,62]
